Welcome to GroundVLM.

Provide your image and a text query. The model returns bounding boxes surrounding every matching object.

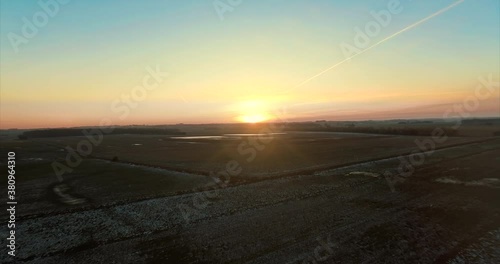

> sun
[239,114,269,123]
[236,100,271,123]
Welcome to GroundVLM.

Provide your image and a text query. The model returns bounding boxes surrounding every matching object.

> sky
[0,0,499,129]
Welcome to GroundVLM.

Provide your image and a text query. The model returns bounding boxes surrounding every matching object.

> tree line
[18,128,186,139]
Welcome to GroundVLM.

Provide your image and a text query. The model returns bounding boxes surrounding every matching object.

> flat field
[30,131,482,178]
[0,124,499,263]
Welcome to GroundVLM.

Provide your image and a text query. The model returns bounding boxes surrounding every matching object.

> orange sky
[1,0,499,129]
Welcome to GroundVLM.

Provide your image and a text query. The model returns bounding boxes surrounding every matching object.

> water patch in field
[436,177,500,188]
[171,136,224,140]
[347,171,380,177]
[224,133,286,137]
[172,133,285,141]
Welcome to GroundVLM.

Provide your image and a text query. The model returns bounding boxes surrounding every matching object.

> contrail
[290,0,465,91]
